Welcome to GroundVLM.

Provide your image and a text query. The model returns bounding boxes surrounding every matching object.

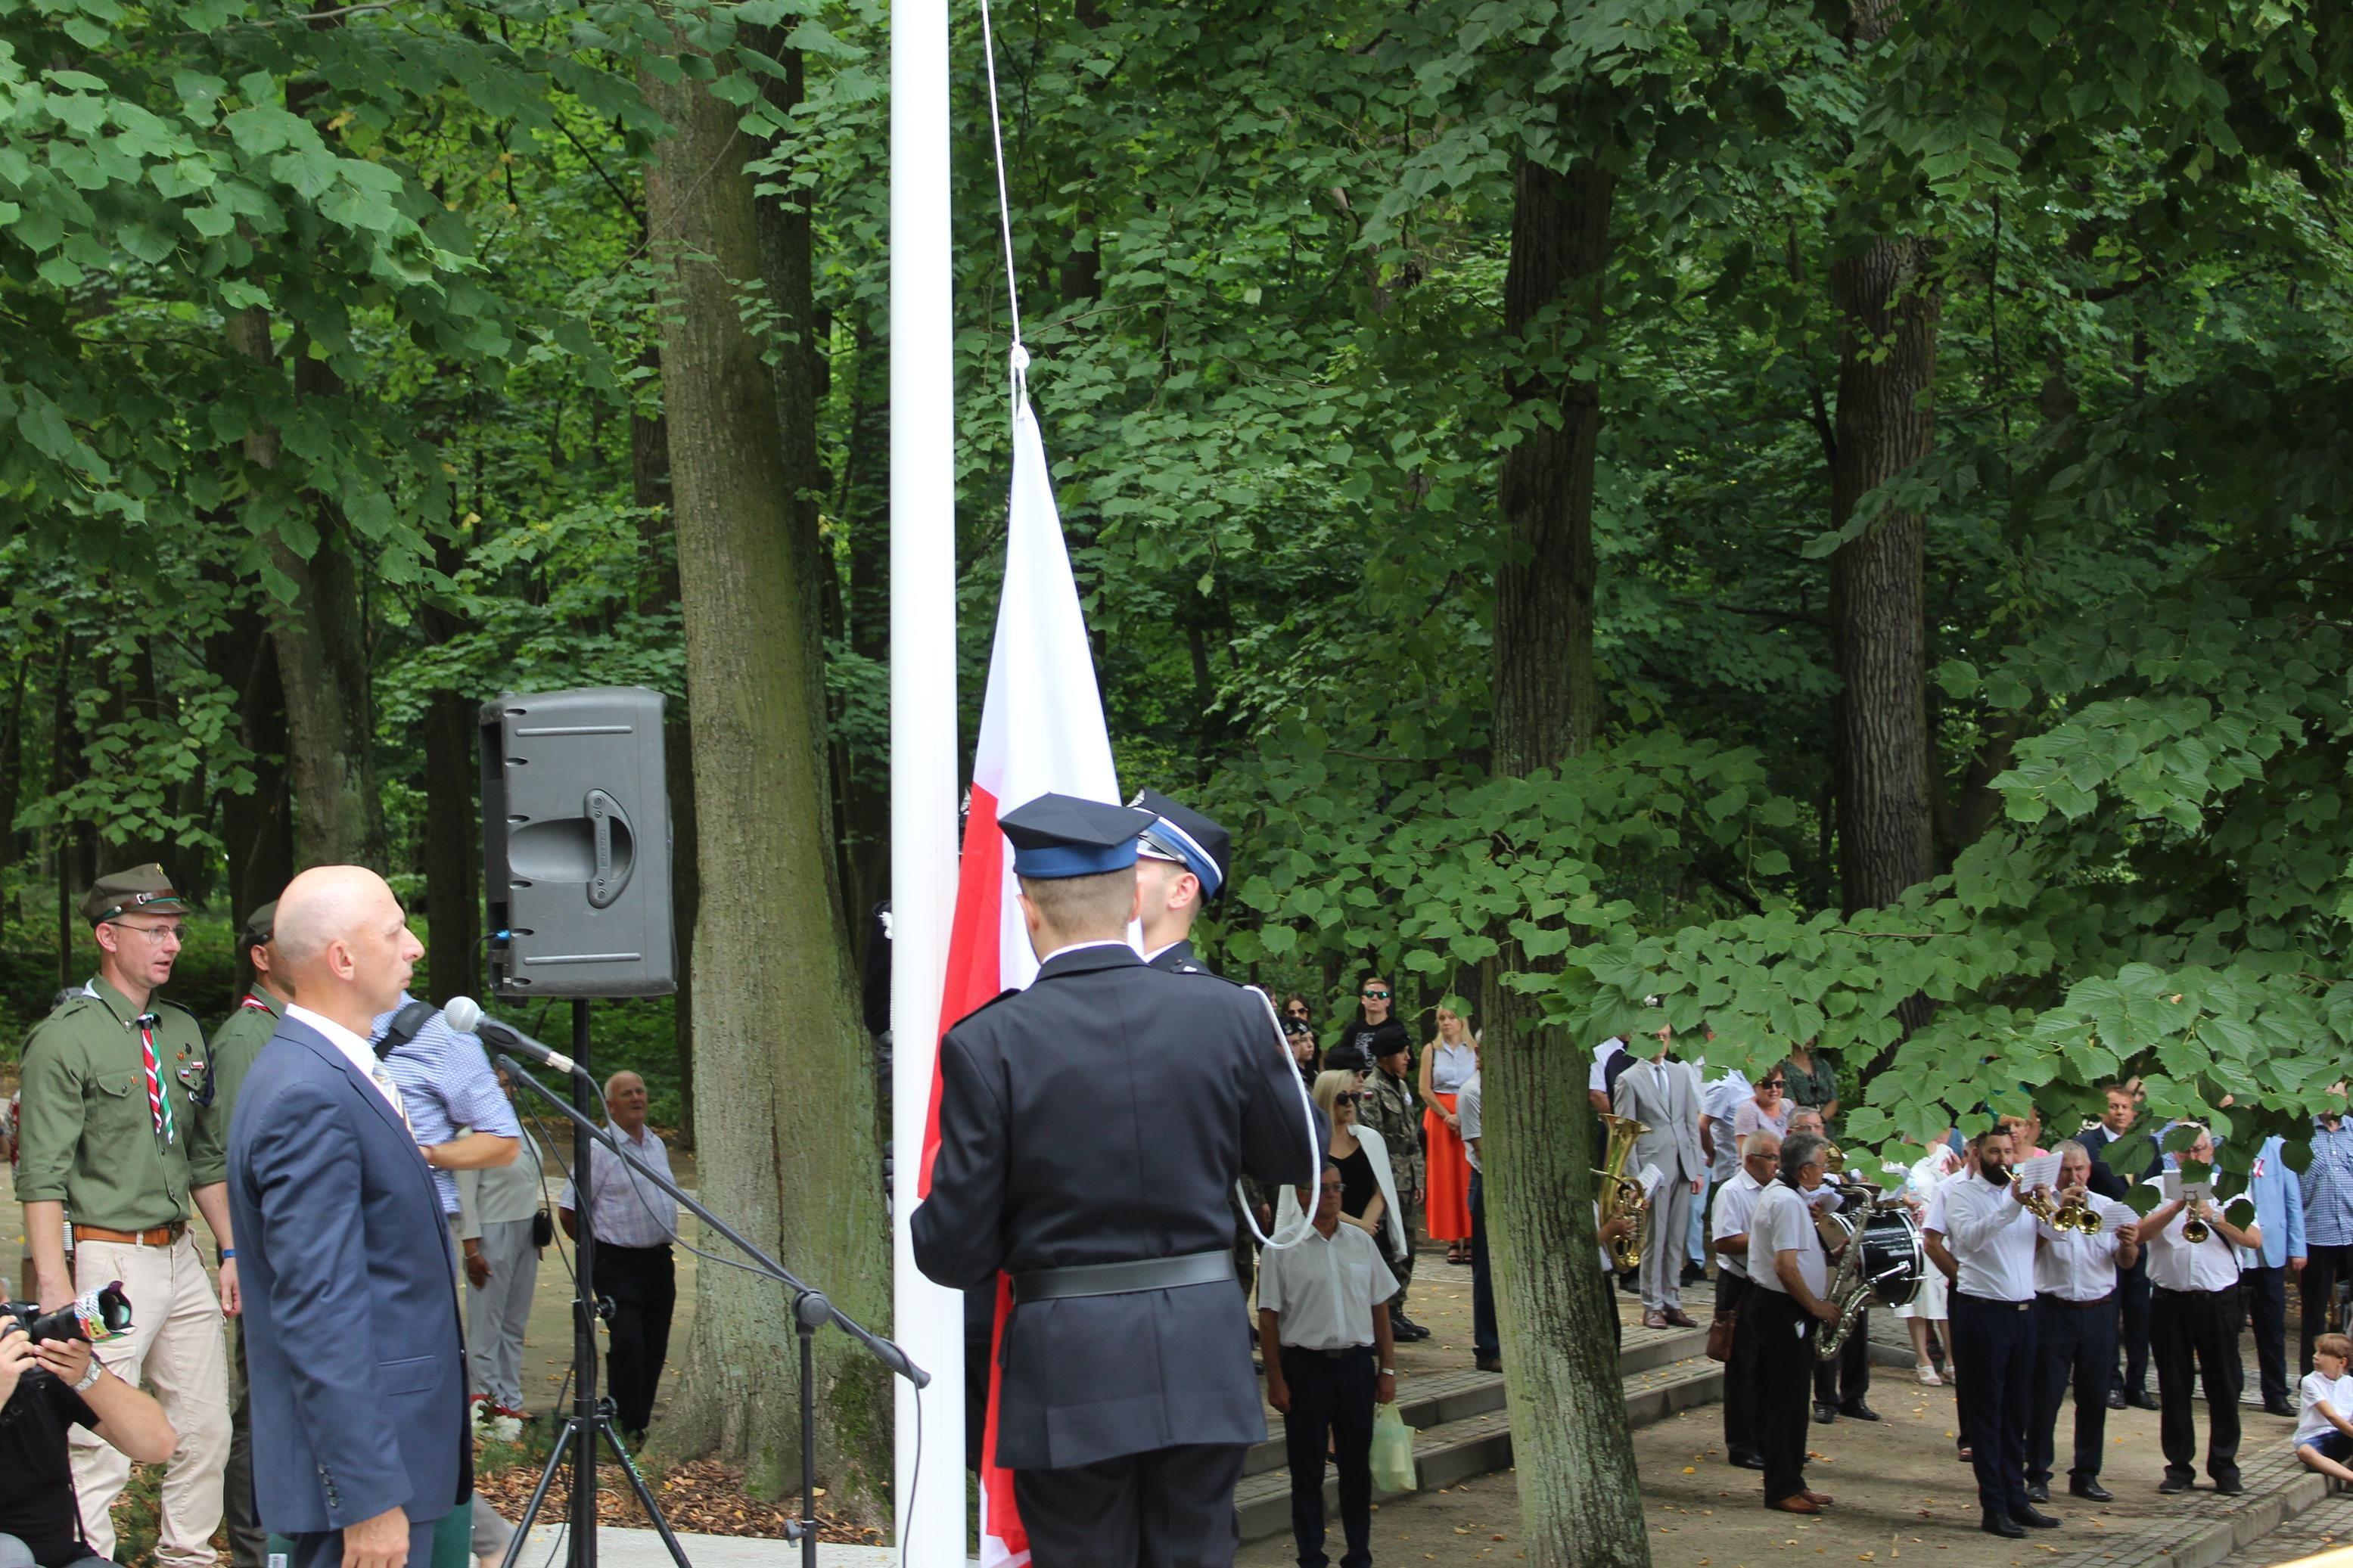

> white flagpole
[889,0,965,1551]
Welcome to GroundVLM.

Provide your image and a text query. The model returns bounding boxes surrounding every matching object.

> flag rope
[975,0,1027,403]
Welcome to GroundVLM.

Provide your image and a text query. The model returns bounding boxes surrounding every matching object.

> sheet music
[1637,1162,1666,1198]
[2013,1152,2061,1191]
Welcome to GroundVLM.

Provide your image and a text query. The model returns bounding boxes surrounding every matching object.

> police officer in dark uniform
[1130,787,1231,975]
[914,793,1318,1567]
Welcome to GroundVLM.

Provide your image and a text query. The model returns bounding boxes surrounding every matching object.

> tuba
[1594,1113,1652,1272]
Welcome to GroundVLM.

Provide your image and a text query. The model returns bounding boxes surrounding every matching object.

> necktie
[371,1063,414,1134]
[137,1014,175,1144]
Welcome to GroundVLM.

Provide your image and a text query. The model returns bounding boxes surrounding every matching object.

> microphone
[440,996,586,1079]
[373,998,439,1061]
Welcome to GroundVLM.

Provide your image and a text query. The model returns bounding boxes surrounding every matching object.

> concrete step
[1236,1352,1723,1545]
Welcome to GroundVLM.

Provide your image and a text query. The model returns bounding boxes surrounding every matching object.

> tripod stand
[489,1004,926,1568]
[494,1001,692,1568]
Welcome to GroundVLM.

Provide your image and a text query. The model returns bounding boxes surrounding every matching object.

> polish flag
[921,390,1118,1568]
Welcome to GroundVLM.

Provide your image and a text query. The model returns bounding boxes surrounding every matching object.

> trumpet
[1593,1113,1652,1273]
[2183,1194,2211,1244]
[2051,1193,2104,1234]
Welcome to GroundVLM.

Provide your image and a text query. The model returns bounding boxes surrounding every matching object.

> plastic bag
[1370,1402,1416,1493]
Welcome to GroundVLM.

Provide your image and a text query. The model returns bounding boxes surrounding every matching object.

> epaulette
[1171,964,1241,985]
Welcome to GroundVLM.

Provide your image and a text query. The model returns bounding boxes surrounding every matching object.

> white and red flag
[920,391,1118,1568]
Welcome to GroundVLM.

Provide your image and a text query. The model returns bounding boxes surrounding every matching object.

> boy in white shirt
[2293,1332,2353,1481]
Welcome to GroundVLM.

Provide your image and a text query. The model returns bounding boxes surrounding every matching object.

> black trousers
[1469,1172,1498,1358]
[2153,1284,2242,1485]
[1950,1293,2036,1520]
[2302,1244,2353,1379]
[1719,1273,1761,1461]
[1813,1307,1871,1408]
[593,1240,676,1436]
[2244,1262,2289,1408]
[1015,1442,1248,1568]
[2113,1247,2153,1397]
[1278,1346,1376,1568]
[2028,1292,2117,1486]
[1749,1288,1816,1504]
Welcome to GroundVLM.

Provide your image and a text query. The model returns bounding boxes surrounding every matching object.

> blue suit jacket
[2240,1133,2308,1270]
[226,1014,469,1533]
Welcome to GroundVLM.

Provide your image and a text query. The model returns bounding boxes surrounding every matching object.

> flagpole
[889,0,965,1551]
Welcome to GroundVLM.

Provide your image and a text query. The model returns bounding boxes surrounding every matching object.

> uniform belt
[2038,1290,2117,1309]
[73,1222,185,1247]
[1012,1249,1236,1304]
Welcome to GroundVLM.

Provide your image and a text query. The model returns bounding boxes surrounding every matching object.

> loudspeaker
[479,687,676,998]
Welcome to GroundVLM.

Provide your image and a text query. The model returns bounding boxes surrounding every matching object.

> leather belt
[1012,1249,1236,1304]
[2038,1290,2117,1310]
[73,1222,185,1248]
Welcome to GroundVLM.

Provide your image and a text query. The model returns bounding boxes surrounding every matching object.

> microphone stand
[496,1048,927,1568]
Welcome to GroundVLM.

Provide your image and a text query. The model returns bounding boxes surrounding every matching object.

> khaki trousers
[70,1233,232,1568]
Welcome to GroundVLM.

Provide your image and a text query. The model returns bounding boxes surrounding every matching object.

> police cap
[1130,788,1231,899]
[999,793,1155,880]
[81,864,188,925]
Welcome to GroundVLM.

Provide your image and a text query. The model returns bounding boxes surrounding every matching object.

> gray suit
[1614,1054,1706,1312]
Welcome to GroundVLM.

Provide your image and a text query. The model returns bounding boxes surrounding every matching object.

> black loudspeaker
[479,687,677,998]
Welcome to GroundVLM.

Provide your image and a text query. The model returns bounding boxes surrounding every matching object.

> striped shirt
[559,1123,679,1248]
[2304,1119,2353,1248]
[371,996,521,1214]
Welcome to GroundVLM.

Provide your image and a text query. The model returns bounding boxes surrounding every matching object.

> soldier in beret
[200,897,284,1568]
[18,865,235,1568]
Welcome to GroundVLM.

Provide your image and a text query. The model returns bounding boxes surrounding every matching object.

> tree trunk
[0,654,26,943]
[642,44,891,1509]
[228,309,387,869]
[207,588,295,985]
[1826,234,1939,915]
[1483,151,1651,1568]
[836,310,891,946]
[1492,157,1611,774]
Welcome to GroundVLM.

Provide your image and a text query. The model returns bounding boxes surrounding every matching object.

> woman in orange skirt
[1419,1004,1478,1259]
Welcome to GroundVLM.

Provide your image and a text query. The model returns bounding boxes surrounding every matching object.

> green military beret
[80,863,189,925]
[241,899,278,948]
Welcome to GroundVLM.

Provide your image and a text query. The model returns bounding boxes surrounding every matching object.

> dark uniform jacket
[913,942,1317,1470]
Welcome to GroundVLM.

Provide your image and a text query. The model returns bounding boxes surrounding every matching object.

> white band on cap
[1144,816,1220,893]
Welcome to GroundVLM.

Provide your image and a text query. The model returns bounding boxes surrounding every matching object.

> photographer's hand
[342,1505,410,1568]
[33,1334,92,1389]
[0,1324,33,1407]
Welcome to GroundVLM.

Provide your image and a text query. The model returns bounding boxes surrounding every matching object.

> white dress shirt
[1940,1171,2040,1302]
[2033,1197,2128,1301]
[2146,1202,2244,1293]
[285,1003,406,1117]
[1748,1182,1826,1297]
[558,1123,680,1249]
[1428,1040,1477,1094]
[1257,1222,1398,1350]
[1587,1038,1625,1093]
[1711,1168,1768,1280]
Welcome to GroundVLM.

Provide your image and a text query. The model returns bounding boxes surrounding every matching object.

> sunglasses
[1333,1091,1362,1105]
[1761,1079,1786,1090]
[1361,989,1390,1000]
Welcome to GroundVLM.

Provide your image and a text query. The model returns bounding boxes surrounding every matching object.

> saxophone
[1594,1113,1652,1273]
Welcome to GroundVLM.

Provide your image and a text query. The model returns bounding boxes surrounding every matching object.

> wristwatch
[71,1359,102,1394]
[1379,1366,1395,1377]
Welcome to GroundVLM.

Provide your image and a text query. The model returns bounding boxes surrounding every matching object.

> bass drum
[1857,1209,1926,1310]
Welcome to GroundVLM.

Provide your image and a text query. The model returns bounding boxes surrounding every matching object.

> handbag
[1370,1402,1417,1493]
[531,1208,555,1249]
[1705,1308,1737,1362]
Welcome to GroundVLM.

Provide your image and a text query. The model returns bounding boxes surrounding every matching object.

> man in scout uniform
[201,898,282,1568]
[18,865,237,1568]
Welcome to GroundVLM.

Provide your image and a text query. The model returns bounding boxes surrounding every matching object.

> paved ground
[2217,1488,2353,1564]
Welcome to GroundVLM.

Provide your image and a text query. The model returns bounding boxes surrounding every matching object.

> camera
[1,1281,133,1346]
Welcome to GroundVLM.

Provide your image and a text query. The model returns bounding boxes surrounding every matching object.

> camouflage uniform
[1362,1067,1425,1304]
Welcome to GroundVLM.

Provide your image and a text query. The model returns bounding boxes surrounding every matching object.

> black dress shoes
[2069,1478,2114,1502]
[2159,1474,2193,1494]
[1981,1514,2027,1539]
[2126,1388,2160,1410]
[1728,1450,1766,1471]
[2264,1399,2298,1418]
[1813,1401,1838,1424]
[2214,1474,2245,1495]
[1840,1402,1882,1422]
[2106,1387,2127,1410]
[2013,1506,2060,1529]
[2023,1483,2050,1504]
[1390,1312,1432,1342]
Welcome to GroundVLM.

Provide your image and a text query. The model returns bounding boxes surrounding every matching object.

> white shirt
[2146,1202,2244,1293]
[286,1003,406,1117]
[2296,1370,2353,1446]
[1428,1040,1477,1094]
[1587,1038,1625,1093]
[1748,1182,1826,1298]
[1938,1171,2041,1303]
[1711,1168,1768,1280]
[1457,1071,1482,1172]
[1257,1222,1398,1351]
[1040,938,1135,965]
[2032,1197,2128,1301]
[1701,1070,1752,1183]
[558,1122,680,1248]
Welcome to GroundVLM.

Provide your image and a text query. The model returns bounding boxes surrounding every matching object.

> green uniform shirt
[17,976,216,1231]
[1362,1068,1426,1194]
[200,983,285,1156]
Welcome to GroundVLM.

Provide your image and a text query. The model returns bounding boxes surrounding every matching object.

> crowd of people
[2,864,678,1568]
